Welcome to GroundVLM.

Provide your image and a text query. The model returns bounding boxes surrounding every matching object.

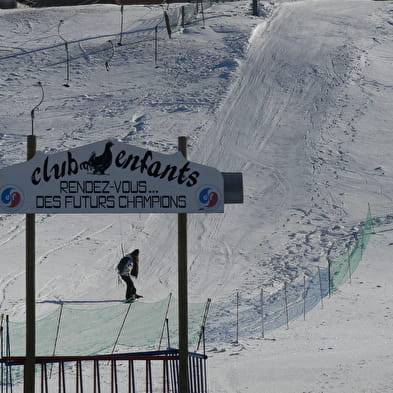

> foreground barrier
[1,349,208,393]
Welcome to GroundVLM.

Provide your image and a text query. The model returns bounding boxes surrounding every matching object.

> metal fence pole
[284,283,289,329]
[260,288,264,338]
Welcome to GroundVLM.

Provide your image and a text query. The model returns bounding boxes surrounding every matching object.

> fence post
[368,202,376,234]
[202,326,206,355]
[347,245,352,284]
[181,6,185,29]
[303,275,306,321]
[260,288,264,339]
[118,5,124,46]
[64,42,70,87]
[105,40,115,71]
[154,25,158,67]
[165,319,171,349]
[200,0,206,28]
[58,20,70,87]
[110,301,133,356]
[318,266,324,309]
[50,301,64,378]
[164,11,172,39]
[235,290,239,343]
[31,81,44,136]
[5,314,12,389]
[7,315,12,389]
[328,259,332,297]
[252,0,258,16]
[284,283,289,329]
[158,293,172,350]
[196,298,211,352]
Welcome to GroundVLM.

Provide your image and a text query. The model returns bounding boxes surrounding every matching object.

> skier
[117,249,141,302]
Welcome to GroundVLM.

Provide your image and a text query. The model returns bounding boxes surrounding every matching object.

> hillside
[1,0,393,391]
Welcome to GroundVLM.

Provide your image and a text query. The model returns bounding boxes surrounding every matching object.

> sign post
[178,136,188,393]
[25,134,36,393]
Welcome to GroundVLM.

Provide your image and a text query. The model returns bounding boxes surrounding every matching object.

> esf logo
[0,185,24,211]
[198,186,220,210]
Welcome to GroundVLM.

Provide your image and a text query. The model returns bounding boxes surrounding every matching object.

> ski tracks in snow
[0,214,117,317]
[191,0,390,297]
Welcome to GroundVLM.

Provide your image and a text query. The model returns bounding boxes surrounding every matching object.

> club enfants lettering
[31,149,200,187]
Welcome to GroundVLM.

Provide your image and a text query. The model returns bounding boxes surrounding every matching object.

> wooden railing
[1,349,208,393]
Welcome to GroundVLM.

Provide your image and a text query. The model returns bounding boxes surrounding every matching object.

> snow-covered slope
[1,0,393,391]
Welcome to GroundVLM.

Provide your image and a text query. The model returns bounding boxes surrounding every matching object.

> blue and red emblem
[0,186,23,211]
[198,186,220,210]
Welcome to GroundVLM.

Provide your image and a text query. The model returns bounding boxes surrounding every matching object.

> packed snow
[1,0,393,391]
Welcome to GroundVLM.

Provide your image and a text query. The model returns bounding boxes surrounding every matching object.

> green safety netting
[329,207,373,291]
[2,208,376,356]
[7,295,207,356]
[207,206,375,342]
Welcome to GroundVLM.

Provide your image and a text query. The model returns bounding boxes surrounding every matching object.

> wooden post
[260,288,264,339]
[25,134,36,393]
[178,136,188,393]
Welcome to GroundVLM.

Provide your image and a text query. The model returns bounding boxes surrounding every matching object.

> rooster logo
[80,141,114,174]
